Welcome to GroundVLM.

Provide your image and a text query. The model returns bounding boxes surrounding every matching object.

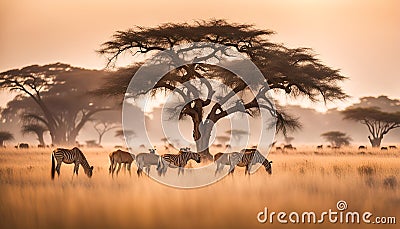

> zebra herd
[50,147,272,179]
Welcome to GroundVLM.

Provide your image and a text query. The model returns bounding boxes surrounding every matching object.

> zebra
[51,147,93,179]
[136,149,160,176]
[109,149,135,176]
[213,152,241,175]
[157,149,201,176]
[236,149,273,175]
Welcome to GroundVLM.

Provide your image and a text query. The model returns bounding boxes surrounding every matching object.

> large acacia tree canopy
[98,19,347,103]
[343,107,400,136]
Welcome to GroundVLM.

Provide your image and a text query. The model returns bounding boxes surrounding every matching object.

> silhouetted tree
[321,131,351,147]
[115,129,136,139]
[0,63,115,145]
[215,136,230,144]
[284,136,295,145]
[21,123,47,146]
[97,19,347,159]
[93,121,119,145]
[0,131,14,147]
[225,129,248,142]
[343,107,400,147]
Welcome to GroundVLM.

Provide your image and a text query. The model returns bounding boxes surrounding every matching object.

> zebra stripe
[51,147,93,179]
[237,149,272,175]
[157,150,201,176]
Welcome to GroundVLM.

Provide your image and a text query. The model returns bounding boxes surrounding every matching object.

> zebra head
[86,166,94,178]
[186,151,201,163]
[263,160,273,175]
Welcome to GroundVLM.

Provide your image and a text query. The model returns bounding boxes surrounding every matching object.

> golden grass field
[0,147,399,229]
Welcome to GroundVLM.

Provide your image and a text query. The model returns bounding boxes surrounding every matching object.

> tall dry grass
[0,147,399,229]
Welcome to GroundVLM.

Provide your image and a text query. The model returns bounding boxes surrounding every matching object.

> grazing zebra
[109,149,135,176]
[51,147,93,179]
[317,145,323,149]
[136,151,160,176]
[358,145,367,150]
[157,149,201,176]
[283,144,293,150]
[389,145,397,149]
[236,149,273,175]
[214,152,241,175]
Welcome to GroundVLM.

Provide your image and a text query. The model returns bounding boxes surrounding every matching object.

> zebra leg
[116,163,122,176]
[74,163,79,175]
[230,167,235,175]
[162,164,168,176]
[247,163,253,175]
[178,167,184,176]
[229,164,235,175]
[123,163,127,174]
[214,163,220,175]
[112,162,117,177]
[127,163,132,176]
[56,160,62,176]
[245,164,249,175]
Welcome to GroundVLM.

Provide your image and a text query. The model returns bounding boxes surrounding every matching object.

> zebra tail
[51,153,55,180]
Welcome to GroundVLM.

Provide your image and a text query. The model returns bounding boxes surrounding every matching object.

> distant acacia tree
[93,121,119,146]
[115,129,136,140]
[97,19,347,159]
[343,107,400,147]
[225,129,249,142]
[0,63,115,145]
[215,136,230,145]
[284,136,295,145]
[21,123,48,146]
[0,131,14,147]
[321,131,352,147]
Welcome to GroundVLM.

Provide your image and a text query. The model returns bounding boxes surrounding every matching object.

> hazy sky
[1,0,399,109]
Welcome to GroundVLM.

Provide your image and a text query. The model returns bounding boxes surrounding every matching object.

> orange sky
[1,0,399,109]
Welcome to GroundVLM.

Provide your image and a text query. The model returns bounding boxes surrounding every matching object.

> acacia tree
[0,63,114,145]
[97,19,347,159]
[21,124,48,146]
[225,129,248,142]
[0,131,14,147]
[93,121,119,146]
[215,136,230,145]
[343,107,400,147]
[321,131,352,147]
[284,136,295,145]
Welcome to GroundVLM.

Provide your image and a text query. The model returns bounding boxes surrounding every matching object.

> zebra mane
[74,147,87,160]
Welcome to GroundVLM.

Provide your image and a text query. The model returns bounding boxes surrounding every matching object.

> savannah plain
[1,146,399,229]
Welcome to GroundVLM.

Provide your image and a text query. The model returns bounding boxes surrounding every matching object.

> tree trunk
[368,136,383,148]
[195,121,214,161]
[52,128,67,146]
[38,134,45,146]
[98,133,104,146]
[67,130,79,146]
